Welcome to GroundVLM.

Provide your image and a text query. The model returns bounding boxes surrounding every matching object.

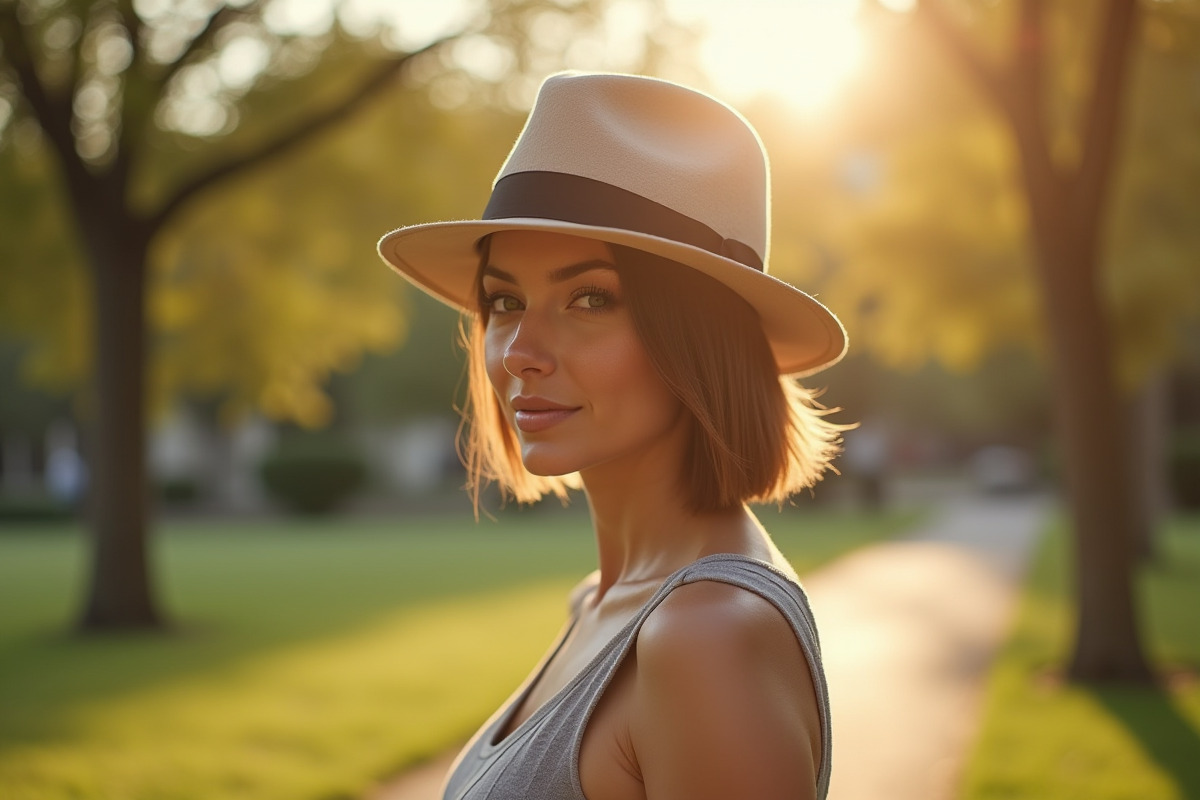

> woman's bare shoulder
[636,579,804,668]
[629,579,821,799]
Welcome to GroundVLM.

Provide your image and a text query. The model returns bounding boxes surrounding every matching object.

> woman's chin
[519,448,583,479]
[521,461,577,478]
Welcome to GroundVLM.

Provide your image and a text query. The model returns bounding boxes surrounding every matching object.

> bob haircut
[459,240,844,513]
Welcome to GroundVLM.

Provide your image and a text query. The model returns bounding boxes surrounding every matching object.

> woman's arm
[631,581,822,800]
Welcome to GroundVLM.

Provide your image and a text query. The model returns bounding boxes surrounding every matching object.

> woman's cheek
[484,327,509,389]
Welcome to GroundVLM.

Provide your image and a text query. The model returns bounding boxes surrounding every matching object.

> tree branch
[115,0,143,70]
[1004,0,1065,234]
[0,5,88,182]
[61,2,91,108]
[1012,0,1043,130]
[154,1,263,94]
[914,0,1062,239]
[1070,0,1139,238]
[147,35,450,235]
[113,0,153,184]
[913,0,1015,117]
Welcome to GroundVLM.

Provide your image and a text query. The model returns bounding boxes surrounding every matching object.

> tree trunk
[1032,226,1153,682]
[77,211,163,631]
[994,0,1152,685]
[1126,371,1169,562]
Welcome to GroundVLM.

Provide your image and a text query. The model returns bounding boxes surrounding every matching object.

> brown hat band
[482,170,764,271]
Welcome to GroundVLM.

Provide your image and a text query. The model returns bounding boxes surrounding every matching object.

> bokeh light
[665,0,865,112]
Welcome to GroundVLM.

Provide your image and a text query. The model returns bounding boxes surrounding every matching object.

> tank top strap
[599,553,833,798]
[673,553,825,660]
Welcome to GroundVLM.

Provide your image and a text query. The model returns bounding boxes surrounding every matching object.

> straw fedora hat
[377,71,846,376]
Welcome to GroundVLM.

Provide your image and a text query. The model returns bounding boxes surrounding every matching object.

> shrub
[259,433,368,515]
[158,477,202,507]
[1169,427,1200,510]
[0,494,75,523]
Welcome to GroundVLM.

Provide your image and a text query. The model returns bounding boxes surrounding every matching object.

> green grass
[961,514,1200,800]
[0,504,916,800]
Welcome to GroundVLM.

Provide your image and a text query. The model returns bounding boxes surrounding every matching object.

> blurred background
[1,1,1198,799]
[4,0,1196,522]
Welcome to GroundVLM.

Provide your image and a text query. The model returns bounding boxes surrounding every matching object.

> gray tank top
[442,553,833,800]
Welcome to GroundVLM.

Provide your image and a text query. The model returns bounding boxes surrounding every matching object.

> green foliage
[828,109,1037,371]
[0,132,91,393]
[0,0,693,429]
[819,348,1052,444]
[0,508,915,800]
[0,87,521,429]
[338,289,468,424]
[258,431,368,514]
[157,477,202,507]
[1105,2,1200,389]
[961,515,1200,799]
[763,1,1200,382]
[0,342,74,435]
[0,495,74,524]
[1169,428,1200,510]
[151,89,522,428]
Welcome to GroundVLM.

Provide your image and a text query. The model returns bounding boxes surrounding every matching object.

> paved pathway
[814,493,1047,800]
[369,492,1048,800]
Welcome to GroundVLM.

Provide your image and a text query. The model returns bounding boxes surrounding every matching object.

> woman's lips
[513,408,578,433]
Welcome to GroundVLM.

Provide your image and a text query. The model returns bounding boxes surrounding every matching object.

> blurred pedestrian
[843,416,889,510]
[45,443,87,509]
[378,72,848,800]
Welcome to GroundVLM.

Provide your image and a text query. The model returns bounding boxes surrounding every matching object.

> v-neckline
[480,573,658,753]
[482,603,596,753]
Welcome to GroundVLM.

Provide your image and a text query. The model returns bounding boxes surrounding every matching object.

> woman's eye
[486,293,523,313]
[568,289,612,310]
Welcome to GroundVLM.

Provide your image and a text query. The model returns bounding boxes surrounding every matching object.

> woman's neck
[580,459,761,602]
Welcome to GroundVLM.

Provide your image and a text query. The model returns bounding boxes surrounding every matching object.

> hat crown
[496,73,770,265]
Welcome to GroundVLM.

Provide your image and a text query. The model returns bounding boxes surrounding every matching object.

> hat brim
[377,219,847,377]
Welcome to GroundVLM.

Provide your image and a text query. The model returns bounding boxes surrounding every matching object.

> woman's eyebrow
[547,260,615,283]
[481,264,517,283]
[482,259,616,285]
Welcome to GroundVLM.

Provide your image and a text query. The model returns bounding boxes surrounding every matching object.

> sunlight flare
[668,0,865,112]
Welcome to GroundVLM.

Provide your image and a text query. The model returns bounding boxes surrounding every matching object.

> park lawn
[0,503,916,800]
[960,513,1200,800]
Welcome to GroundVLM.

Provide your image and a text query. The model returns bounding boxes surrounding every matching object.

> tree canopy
[0,0,695,429]
[756,0,1200,385]
[0,0,693,630]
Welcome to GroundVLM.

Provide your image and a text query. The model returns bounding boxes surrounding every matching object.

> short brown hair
[459,242,843,513]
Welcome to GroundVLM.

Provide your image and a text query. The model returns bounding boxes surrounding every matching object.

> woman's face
[482,230,685,480]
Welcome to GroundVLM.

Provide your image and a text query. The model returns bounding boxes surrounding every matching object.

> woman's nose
[502,314,555,378]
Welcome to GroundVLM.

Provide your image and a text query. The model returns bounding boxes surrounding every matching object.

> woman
[378,72,846,800]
